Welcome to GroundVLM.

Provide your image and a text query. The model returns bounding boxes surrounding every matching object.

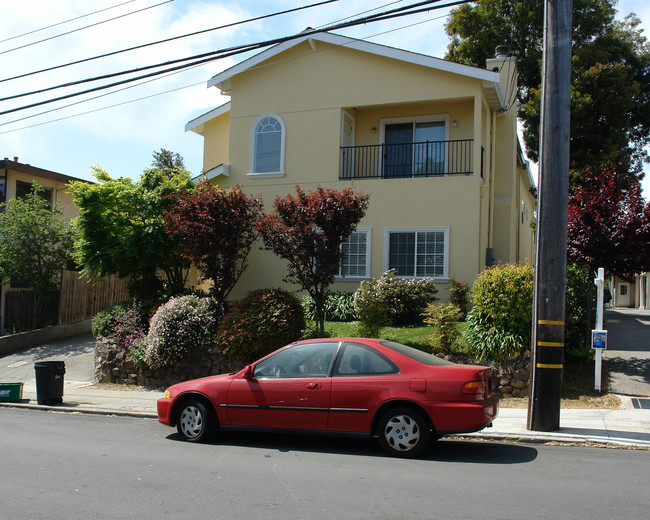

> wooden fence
[58,270,129,324]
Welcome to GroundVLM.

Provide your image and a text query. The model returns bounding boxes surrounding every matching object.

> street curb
[0,401,157,420]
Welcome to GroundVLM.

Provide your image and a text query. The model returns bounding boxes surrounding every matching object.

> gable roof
[207,31,504,105]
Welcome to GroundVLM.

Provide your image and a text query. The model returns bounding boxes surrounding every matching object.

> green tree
[152,148,186,176]
[0,184,73,328]
[70,156,194,297]
[445,0,650,185]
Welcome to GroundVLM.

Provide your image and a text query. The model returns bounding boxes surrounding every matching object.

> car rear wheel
[177,399,215,443]
[378,407,431,457]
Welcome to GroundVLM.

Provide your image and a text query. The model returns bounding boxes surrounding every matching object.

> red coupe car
[157,338,498,457]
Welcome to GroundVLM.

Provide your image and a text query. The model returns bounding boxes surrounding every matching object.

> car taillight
[461,380,486,396]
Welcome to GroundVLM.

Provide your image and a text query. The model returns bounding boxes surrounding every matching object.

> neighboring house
[610,274,650,309]
[0,158,99,333]
[186,31,537,300]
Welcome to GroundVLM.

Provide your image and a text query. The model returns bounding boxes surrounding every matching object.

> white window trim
[384,226,450,280]
[249,112,286,177]
[336,228,371,280]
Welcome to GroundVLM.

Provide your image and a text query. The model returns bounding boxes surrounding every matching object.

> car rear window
[379,341,455,366]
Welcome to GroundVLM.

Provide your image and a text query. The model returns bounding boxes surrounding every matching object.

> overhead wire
[0,1,175,56]
[1,0,465,114]
[0,2,427,130]
[0,0,470,127]
[0,0,342,84]
[0,0,136,44]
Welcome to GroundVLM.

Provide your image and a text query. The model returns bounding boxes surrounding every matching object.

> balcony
[340,139,475,180]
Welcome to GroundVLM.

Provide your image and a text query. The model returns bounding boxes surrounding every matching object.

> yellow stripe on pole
[538,320,564,325]
[536,363,563,369]
[537,341,564,347]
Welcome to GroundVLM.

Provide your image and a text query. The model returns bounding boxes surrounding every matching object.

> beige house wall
[191,36,529,301]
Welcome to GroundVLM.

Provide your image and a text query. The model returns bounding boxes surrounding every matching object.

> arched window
[251,114,285,175]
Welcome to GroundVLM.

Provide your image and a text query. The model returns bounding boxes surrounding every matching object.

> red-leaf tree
[257,185,370,334]
[567,164,650,279]
[165,182,264,313]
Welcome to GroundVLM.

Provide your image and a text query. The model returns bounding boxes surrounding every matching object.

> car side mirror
[243,365,254,379]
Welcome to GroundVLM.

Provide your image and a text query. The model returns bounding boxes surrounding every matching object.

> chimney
[14,157,19,162]
[495,45,510,59]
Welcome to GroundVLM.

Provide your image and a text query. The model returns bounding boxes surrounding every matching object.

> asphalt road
[603,309,650,396]
[1,408,648,520]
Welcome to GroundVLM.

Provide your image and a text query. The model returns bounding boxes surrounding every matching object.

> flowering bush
[215,288,305,362]
[144,295,219,369]
[353,270,438,336]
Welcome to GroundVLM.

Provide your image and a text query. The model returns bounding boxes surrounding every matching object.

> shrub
[422,302,461,353]
[302,292,357,322]
[565,263,597,360]
[466,307,529,362]
[92,301,130,338]
[448,278,470,317]
[354,270,438,336]
[145,295,219,369]
[92,298,162,339]
[215,288,305,362]
[466,264,534,362]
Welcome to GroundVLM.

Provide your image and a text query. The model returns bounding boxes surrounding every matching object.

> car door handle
[306,383,321,390]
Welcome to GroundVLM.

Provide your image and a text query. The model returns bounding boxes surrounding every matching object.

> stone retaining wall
[94,337,245,389]
[438,351,531,398]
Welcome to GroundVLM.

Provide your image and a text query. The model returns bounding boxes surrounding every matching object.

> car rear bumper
[430,396,499,434]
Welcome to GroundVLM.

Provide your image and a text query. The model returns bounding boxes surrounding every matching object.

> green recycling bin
[34,361,65,405]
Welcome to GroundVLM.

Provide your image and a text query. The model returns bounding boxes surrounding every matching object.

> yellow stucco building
[185,31,536,300]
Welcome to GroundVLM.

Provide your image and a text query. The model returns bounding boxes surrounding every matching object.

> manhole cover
[631,398,650,410]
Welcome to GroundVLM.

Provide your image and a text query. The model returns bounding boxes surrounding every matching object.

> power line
[0,9,451,132]
[0,1,175,56]
[1,0,469,120]
[1,0,342,84]
[0,1,136,44]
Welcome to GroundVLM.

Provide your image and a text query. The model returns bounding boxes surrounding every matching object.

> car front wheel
[377,407,431,457]
[177,399,215,443]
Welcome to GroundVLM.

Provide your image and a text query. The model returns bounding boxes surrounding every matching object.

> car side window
[335,343,399,376]
[253,342,339,378]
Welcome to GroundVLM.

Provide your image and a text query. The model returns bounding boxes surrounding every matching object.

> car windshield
[379,341,455,366]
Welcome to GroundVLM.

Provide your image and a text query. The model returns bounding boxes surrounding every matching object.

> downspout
[488,109,497,250]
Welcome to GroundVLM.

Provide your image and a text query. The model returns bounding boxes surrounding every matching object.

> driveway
[0,333,96,384]
[603,308,650,397]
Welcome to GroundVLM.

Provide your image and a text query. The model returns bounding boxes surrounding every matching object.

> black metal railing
[340,139,473,180]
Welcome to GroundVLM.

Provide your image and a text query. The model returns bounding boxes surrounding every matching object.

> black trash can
[34,361,65,405]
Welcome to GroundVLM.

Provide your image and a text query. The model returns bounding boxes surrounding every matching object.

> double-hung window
[338,229,370,278]
[250,113,285,176]
[385,227,449,279]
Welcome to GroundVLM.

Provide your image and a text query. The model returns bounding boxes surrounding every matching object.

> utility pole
[527,0,573,431]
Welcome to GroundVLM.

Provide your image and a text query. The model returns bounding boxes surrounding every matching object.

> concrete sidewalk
[2,380,649,449]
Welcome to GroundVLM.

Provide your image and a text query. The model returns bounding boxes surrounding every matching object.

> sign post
[592,268,606,391]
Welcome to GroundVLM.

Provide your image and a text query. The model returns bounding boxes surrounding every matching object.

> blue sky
[1,0,648,196]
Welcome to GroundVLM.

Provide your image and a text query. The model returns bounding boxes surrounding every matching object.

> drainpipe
[488,109,497,250]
